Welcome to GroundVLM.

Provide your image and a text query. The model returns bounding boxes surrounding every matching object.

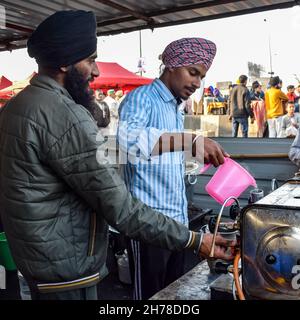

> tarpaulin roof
[0,75,12,90]
[0,0,297,51]
[90,62,153,90]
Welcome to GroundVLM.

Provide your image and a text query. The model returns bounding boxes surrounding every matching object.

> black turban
[269,76,280,87]
[27,10,97,68]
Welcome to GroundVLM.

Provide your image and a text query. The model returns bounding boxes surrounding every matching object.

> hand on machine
[204,196,244,300]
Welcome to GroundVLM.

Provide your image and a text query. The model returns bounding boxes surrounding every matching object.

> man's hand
[201,137,229,167]
[198,233,237,260]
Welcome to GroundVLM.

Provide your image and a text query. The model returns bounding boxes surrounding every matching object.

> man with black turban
[27,10,99,115]
[0,13,235,300]
[118,38,230,300]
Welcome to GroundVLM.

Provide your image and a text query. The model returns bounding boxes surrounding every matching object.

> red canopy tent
[90,62,153,92]
[0,76,13,106]
[0,72,36,99]
[0,76,12,90]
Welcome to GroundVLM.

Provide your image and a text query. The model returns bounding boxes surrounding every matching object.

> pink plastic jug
[200,157,256,206]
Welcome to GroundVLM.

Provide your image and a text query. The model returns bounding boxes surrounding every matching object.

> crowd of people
[182,75,300,139]
[92,88,129,132]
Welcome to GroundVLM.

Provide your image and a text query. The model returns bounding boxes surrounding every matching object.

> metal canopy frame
[0,0,298,52]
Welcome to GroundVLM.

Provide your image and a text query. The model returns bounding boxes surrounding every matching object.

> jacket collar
[30,74,73,100]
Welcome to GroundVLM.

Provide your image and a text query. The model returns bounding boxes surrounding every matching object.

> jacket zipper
[88,212,96,256]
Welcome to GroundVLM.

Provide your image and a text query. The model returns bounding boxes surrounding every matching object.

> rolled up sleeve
[118,90,166,162]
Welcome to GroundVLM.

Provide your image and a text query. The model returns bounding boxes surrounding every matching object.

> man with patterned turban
[118,38,230,300]
[0,14,234,301]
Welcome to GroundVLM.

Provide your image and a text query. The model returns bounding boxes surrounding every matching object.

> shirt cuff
[185,230,204,255]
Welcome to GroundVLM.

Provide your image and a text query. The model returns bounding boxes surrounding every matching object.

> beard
[65,65,97,114]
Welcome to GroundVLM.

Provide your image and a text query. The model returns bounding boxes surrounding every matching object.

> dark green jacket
[0,75,198,293]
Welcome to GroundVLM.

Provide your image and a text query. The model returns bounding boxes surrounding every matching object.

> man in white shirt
[104,89,119,118]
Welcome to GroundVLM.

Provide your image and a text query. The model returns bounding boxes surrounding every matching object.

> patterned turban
[162,37,217,71]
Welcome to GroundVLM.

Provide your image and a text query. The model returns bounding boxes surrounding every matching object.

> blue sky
[1,5,300,88]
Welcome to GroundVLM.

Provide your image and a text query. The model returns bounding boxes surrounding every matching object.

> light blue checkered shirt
[118,78,188,225]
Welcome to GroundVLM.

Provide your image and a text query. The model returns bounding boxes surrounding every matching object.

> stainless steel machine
[241,179,300,300]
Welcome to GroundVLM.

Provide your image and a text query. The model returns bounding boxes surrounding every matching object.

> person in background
[118,89,129,105]
[281,101,300,137]
[250,81,264,101]
[249,81,266,137]
[204,87,213,97]
[286,85,296,103]
[104,88,119,118]
[104,88,119,134]
[294,84,300,112]
[213,88,225,102]
[265,76,288,138]
[93,99,110,128]
[118,37,230,300]
[225,84,234,107]
[228,74,253,138]
[93,89,110,128]
[203,87,214,114]
[289,125,300,166]
[0,11,234,300]
[115,90,124,102]
[95,88,105,102]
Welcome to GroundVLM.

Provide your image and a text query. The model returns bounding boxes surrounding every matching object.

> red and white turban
[162,37,217,71]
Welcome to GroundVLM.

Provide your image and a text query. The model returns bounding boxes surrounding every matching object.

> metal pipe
[230,153,288,159]
[209,196,240,258]
[271,178,279,191]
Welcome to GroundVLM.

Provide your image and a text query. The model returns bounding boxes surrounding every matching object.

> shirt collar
[153,78,179,105]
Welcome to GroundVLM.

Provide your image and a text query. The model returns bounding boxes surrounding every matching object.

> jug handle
[199,157,231,174]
